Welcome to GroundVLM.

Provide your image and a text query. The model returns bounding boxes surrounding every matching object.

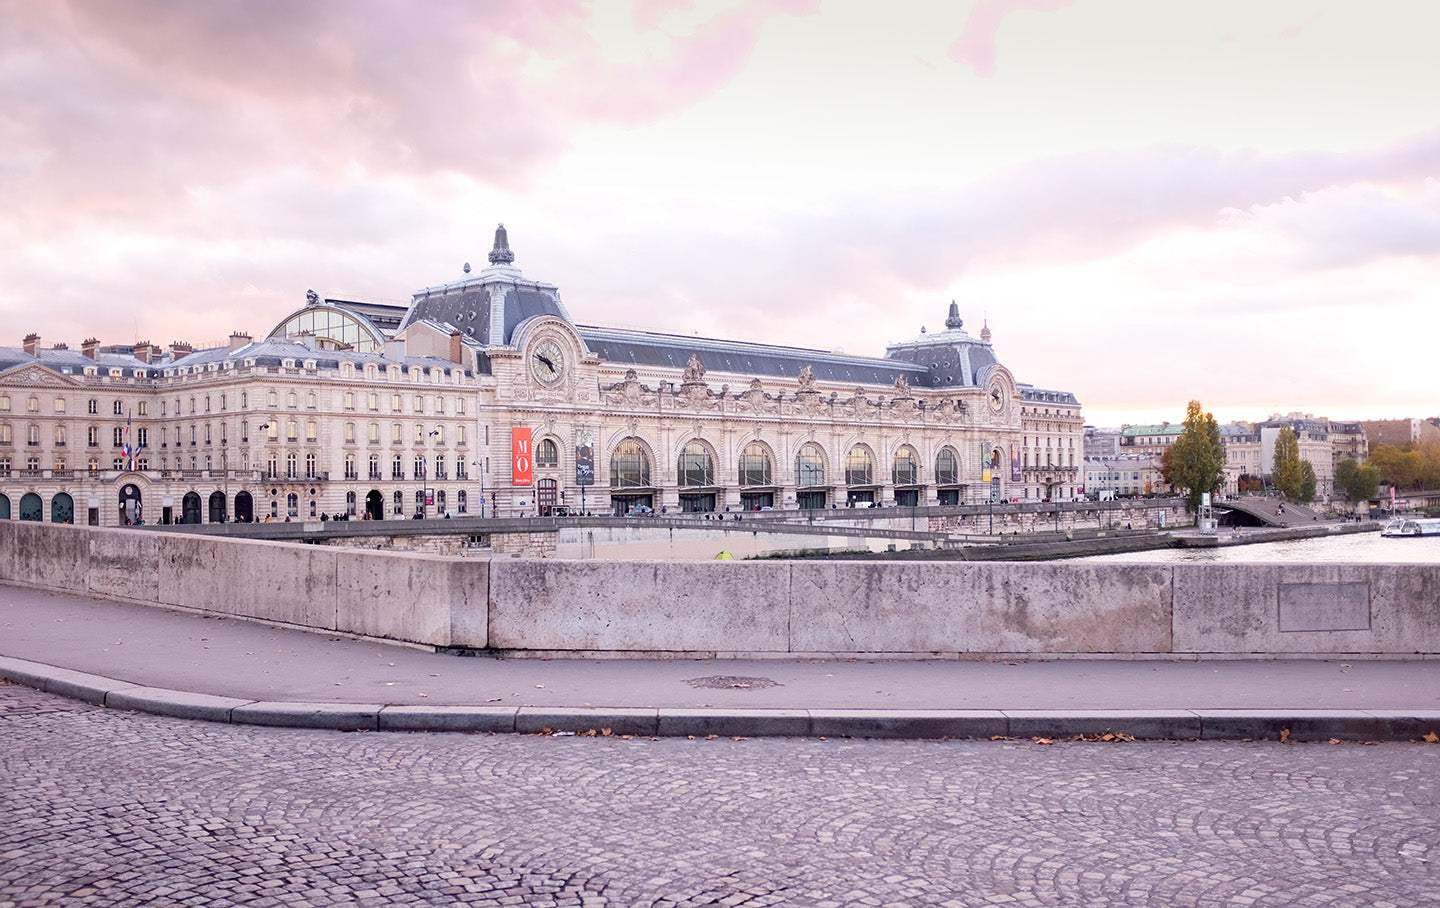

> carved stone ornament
[682,354,706,384]
[893,374,911,396]
[796,364,815,391]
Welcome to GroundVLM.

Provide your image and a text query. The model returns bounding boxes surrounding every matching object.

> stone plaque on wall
[1277,582,1371,632]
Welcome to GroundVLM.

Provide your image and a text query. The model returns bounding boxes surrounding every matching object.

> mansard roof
[1019,385,1082,406]
[0,346,158,379]
[576,325,927,387]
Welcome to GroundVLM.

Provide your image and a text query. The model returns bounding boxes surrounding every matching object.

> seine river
[1073,530,1440,565]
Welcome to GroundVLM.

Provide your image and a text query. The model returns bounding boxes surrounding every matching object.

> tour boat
[1381,517,1440,537]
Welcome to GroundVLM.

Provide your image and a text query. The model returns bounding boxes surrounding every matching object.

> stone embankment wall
[2,521,1435,658]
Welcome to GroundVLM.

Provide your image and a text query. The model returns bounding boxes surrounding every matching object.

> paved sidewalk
[4,583,1439,740]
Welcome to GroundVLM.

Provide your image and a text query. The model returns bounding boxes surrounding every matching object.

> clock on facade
[532,340,564,383]
[987,377,1006,413]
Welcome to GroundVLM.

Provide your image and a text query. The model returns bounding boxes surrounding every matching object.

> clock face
[987,378,1006,413]
[532,340,564,383]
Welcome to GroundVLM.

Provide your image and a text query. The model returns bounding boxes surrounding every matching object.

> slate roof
[0,347,158,379]
[576,325,927,387]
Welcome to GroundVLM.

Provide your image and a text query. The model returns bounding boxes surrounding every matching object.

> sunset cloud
[2,0,1437,425]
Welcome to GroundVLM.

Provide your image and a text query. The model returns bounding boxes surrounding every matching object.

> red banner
[512,428,533,486]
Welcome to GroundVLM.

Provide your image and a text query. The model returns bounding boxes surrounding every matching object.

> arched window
[436,490,446,513]
[610,440,651,488]
[936,448,959,485]
[393,490,403,514]
[677,442,714,487]
[845,446,874,486]
[286,453,298,478]
[369,453,380,480]
[457,490,468,514]
[345,491,356,515]
[739,442,772,487]
[893,446,919,485]
[305,453,316,478]
[269,305,385,352]
[536,438,559,467]
[795,443,825,487]
[286,493,298,517]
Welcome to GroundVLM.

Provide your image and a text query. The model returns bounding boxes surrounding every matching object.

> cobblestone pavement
[3,685,1437,908]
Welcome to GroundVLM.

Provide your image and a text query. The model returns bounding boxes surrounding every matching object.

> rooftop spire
[980,317,991,342]
[944,300,963,330]
[488,223,514,265]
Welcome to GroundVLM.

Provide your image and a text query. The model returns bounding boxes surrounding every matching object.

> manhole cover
[684,675,781,691]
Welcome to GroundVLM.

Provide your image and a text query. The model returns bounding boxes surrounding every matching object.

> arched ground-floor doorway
[611,493,654,516]
[797,489,828,510]
[181,491,202,524]
[0,493,10,519]
[537,478,558,516]
[19,492,43,521]
[739,490,775,511]
[678,491,717,512]
[50,492,74,524]
[208,490,227,523]
[235,491,254,522]
[365,490,384,520]
[119,484,142,525]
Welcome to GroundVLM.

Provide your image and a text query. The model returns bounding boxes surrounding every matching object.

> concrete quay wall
[3,521,1436,658]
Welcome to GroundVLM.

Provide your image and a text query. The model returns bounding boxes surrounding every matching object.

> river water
[1073,529,1440,565]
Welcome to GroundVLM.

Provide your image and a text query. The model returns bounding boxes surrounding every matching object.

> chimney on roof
[22,333,39,356]
[449,328,463,364]
[169,341,192,361]
[82,337,101,360]
[52,342,68,351]
[133,341,152,364]
[228,331,251,353]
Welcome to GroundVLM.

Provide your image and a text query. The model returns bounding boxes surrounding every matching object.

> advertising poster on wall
[511,427,533,486]
[1011,448,1022,483]
[575,427,595,486]
[980,441,993,484]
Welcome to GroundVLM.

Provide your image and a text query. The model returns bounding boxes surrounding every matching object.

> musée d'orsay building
[0,226,1083,525]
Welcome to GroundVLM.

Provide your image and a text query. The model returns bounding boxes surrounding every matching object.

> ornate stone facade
[0,228,1083,524]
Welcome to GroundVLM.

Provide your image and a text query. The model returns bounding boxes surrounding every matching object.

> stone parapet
[1,521,1436,658]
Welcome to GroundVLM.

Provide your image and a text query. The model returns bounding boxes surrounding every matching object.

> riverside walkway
[3,583,1438,741]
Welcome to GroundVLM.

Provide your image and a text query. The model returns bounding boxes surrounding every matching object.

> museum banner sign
[512,428,533,486]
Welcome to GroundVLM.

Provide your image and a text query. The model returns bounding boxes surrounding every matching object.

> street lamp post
[470,460,485,517]
[420,430,439,519]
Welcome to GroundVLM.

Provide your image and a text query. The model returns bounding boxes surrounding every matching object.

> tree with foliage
[1335,458,1381,503]
[1271,427,1304,499]
[1367,445,1423,490]
[1165,400,1225,512]
[1298,460,1317,502]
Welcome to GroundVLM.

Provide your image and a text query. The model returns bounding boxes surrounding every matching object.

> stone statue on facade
[796,364,815,392]
[682,354,706,384]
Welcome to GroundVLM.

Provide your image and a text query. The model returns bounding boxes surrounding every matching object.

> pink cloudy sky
[3,0,1438,427]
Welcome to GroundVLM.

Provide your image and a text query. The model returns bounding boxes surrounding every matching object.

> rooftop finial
[488,223,514,265]
[945,300,963,330]
[980,317,991,342]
